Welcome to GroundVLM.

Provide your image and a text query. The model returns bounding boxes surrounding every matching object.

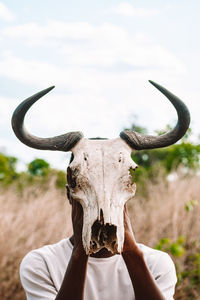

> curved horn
[11,86,83,151]
[120,80,190,150]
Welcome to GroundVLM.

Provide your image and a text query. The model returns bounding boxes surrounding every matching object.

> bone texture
[69,138,137,254]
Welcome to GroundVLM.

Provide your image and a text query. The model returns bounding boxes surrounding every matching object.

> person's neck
[69,235,115,258]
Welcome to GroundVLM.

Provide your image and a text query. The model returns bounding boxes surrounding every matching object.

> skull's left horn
[11,86,83,151]
[120,80,190,150]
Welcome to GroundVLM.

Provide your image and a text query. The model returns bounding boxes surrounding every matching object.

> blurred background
[0,1,200,299]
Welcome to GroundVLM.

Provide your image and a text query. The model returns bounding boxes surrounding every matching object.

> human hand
[66,184,86,255]
[71,197,84,250]
[123,205,140,254]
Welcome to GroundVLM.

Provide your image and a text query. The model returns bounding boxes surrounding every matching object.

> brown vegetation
[0,175,200,299]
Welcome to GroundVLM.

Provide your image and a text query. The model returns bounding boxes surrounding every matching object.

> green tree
[132,142,200,174]
[128,122,200,173]
[27,158,50,176]
[126,122,200,193]
[55,171,66,189]
[0,153,18,185]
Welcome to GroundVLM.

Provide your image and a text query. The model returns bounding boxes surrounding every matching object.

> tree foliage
[132,142,200,173]
[27,158,50,176]
[128,123,200,180]
[0,153,18,185]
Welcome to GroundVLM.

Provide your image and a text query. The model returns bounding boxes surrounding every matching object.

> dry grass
[129,175,200,300]
[0,175,200,299]
[129,176,200,247]
[0,179,72,300]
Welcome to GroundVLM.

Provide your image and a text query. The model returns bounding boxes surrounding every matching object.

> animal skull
[11,80,190,254]
[68,138,137,254]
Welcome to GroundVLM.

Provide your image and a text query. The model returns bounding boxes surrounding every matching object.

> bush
[0,153,18,185]
[27,159,50,176]
[56,171,66,189]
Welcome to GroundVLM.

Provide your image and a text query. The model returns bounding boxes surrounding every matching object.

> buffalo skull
[12,80,190,254]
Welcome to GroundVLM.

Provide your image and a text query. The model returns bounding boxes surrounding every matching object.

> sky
[0,0,200,170]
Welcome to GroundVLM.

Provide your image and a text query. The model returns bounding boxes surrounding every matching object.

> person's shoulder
[137,242,172,259]
[137,244,177,298]
[137,243,176,274]
[20,238,71,273]
[20,239,71,297]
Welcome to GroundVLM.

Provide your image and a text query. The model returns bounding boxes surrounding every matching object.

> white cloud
[2,21,94,42]
[0,96,18,127]
[1,21,186,78]
[0,53,69,87]
[0,21,187,131]
[112,2,159,17]
[0,2,14,21]
[0,47,186,101]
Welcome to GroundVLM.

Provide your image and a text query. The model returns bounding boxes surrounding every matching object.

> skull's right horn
[120,80,190,150]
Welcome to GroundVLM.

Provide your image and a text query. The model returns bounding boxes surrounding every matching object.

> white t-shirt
[20,238,177,300]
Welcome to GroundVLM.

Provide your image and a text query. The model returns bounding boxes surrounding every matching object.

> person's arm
[56,198,88,300]
[55,244,88,300]
[122,206,166,300]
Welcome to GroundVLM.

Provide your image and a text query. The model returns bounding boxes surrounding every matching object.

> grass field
[0,175,200,299]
